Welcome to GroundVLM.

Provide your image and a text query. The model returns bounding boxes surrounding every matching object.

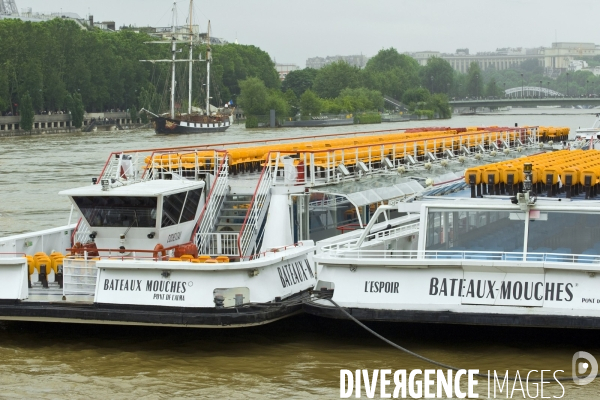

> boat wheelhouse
[308,149,600,329]
[0,125,550,327]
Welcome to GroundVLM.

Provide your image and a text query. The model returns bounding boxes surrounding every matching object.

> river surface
[0,109,599,399]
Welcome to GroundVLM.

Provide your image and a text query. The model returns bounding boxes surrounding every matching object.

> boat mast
[188,0,193,116]
[170,2,177,119]
[206,20,211,116]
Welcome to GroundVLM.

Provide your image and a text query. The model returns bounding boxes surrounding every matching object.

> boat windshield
[426,208,600,255]
[73,196,158,228]
[425,209,525,252]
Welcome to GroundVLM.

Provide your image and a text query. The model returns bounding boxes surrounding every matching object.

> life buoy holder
[153,243,165,260]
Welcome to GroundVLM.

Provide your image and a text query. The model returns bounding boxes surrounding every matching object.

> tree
[466,62,484,98]
[237,77,269,115]
[402,88,431,109]
[312,61,361,98]
[19,92,34,131]
[283,89,299,116]
[362,48,421,101]
[299,89,322,116]
[0,63,9,112]
[420,57,454,94]
[486,78,499,98]
[427,94,452,119]
[281,68,318,98]
[70,92,85,128]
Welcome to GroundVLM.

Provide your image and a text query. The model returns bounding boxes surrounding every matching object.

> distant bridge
[449,97,600,109]
[505,86,564,98]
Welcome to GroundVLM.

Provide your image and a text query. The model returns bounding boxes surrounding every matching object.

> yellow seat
[204,259,218,264]
[169,257,182,262]
[216,256,230,263]
[180,254,194,261]
[197,255,211,263]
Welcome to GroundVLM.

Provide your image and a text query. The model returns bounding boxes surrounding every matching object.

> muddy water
[0,110,599,398]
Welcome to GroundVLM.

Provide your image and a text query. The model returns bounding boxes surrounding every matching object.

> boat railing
[320,222,421,251]
[267,128,539,187]
[238,156,274,259]
[193,153,229,252]
[196,232,239,256]
[321,249,600,265]
[96,148,224,185]
[63,257,98,296]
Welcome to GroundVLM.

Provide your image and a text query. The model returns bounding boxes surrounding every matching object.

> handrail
[237,152,274,258]
[93,126,541,160]
[320,249,600,265]
[322,222,421,251]
[191,151,229,247]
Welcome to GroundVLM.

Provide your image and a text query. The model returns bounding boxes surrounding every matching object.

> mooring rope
[325,298,576,382]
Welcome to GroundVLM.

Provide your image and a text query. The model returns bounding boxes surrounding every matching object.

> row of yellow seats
[466,150,600,186]
[25,251,64,276]
[169,255,230,263]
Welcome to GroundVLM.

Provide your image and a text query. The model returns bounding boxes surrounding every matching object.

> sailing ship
[141,1,231,135]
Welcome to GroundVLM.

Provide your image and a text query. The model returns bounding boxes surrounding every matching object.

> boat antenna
[188,0,194,116]
[206,20,211,116]
[170,2,177,119]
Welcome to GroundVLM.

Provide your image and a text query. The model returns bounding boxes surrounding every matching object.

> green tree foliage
[428,94,452,119]
[19,92,34,131]
[281,68,318,98]
[283,89,299,116]
[420,57,454,94]
[466,62,484,98]
[486,78,499,98]
[211,43,280,104]
[299,89,322,116]
[266,89,290,117]
[402,88,431,108]
[0,19,282,115]
[71,93,85,128]
[237,77,269,115]
[238,77,290,117]
[0,63,9,111]
[362,48,420,101]
[331,88,383,112]
[312,61,361,98]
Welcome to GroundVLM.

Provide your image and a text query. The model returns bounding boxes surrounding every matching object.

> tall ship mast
[140,1,231,135]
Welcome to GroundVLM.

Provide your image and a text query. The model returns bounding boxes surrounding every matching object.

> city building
[306,54,370,69]
[275,63,299,81]
[409,42,600,78]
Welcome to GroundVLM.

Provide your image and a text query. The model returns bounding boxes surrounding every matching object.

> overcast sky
[18,0,600,66]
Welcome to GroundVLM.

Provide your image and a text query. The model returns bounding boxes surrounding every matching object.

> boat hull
[304,301,600,330]
[153,116,230,134]
[0,290,309,328]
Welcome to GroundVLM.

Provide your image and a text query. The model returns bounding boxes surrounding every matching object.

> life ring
[153,243,165,260]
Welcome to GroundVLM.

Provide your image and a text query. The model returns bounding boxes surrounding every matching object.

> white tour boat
[0,125,547,328]
[571,113,600,141]
[307,148,600,329]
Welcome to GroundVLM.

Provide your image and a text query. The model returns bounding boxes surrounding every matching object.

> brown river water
[0,110,599,399]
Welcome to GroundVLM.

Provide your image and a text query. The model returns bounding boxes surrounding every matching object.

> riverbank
[0,111,144,137]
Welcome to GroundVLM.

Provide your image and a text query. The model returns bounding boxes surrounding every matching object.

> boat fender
[153,243,166,260]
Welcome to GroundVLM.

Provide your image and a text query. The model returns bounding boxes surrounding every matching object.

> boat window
[73,196,158,228]
[180,188,202,223]
[527,212,600,255]
[162,188,203,227]
[426,209,525,252]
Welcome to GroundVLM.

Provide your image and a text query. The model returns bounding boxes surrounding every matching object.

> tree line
[0,18,279,121]
[238,48,453,119]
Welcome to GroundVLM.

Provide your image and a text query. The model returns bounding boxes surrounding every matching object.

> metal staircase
[237,164,273,259]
